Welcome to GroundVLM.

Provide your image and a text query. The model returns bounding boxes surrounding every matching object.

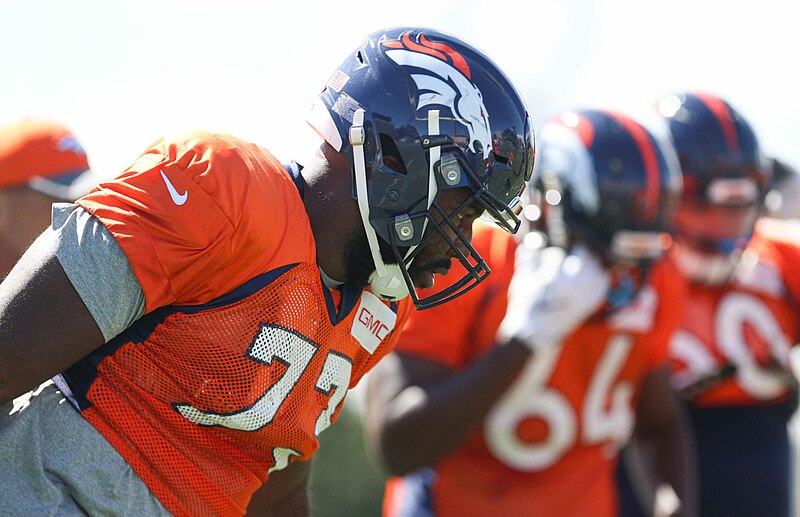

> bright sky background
[2,0,797,179]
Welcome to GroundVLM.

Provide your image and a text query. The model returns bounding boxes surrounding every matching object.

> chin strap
[350,108,409,301]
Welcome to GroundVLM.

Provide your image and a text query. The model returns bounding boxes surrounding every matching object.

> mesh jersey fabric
[385,225,683,517]
[60,130,413,516]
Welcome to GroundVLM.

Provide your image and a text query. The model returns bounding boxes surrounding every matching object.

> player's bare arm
[367,228,613,476]
[365,343,530,475]
[246,459,311,516]
[0,234,103,405]
[631,366,698,517]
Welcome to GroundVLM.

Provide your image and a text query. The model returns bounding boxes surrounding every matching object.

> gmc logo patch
[351,291,397,354]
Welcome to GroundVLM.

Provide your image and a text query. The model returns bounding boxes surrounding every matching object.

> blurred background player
[0,28,533,516]
[365,109,697,517]
[620,92,798,517]
[0,118,97,277]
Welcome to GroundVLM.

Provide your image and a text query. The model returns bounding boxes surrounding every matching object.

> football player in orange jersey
[618,93,796,517]
[366,109,698,517]
[0,28,534,517]
[0,119,98,424]
[0,119,98,278]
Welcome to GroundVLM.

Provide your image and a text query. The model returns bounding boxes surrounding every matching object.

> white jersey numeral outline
[485,335,635,471]
[174,324,353,471]
[670,292,793,399]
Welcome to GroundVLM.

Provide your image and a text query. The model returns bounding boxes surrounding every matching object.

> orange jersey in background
[668,217,800,408]
[385,225,682,517]
[64,131,413,517]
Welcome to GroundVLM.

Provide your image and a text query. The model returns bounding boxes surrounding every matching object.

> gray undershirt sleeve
[50,203,146,342]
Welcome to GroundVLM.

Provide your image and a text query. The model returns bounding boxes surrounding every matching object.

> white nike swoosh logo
[160,170,188,206]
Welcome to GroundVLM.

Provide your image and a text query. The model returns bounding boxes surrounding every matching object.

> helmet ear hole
[379,133,407,174]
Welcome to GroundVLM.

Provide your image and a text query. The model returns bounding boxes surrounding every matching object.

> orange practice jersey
[668,218,800,408]
[384,225,682,517]
[62,131,413,517]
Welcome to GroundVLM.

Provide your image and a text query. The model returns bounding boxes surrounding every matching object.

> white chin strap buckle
[368,265,410,302]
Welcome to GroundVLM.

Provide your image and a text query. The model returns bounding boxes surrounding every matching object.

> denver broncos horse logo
[382,32,493,160]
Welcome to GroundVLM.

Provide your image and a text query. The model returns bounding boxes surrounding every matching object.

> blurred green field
[310,405,387,517]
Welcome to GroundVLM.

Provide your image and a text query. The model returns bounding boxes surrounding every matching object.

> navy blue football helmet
[307,27,535,309]
[533,109,681,263]
[659,92,769,209]
[658,93,770,283]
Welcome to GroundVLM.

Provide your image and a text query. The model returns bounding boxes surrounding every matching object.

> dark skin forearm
[0,236,105,404]
[633,366,698,517]
[247,460,311,516]
[365,339,531,476]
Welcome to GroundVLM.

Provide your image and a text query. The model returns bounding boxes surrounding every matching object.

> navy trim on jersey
[284,161,305,197]
[60,263,299,411]
[321,281,369,325]
[170,263,298,314]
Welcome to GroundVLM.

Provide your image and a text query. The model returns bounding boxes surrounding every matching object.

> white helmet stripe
[427,109,441,211]
[404,109,441,265]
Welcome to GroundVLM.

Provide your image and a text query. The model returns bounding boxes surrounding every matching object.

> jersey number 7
[174,324,353,472]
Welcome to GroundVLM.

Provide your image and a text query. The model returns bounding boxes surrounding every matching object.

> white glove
[497,243,611,352]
